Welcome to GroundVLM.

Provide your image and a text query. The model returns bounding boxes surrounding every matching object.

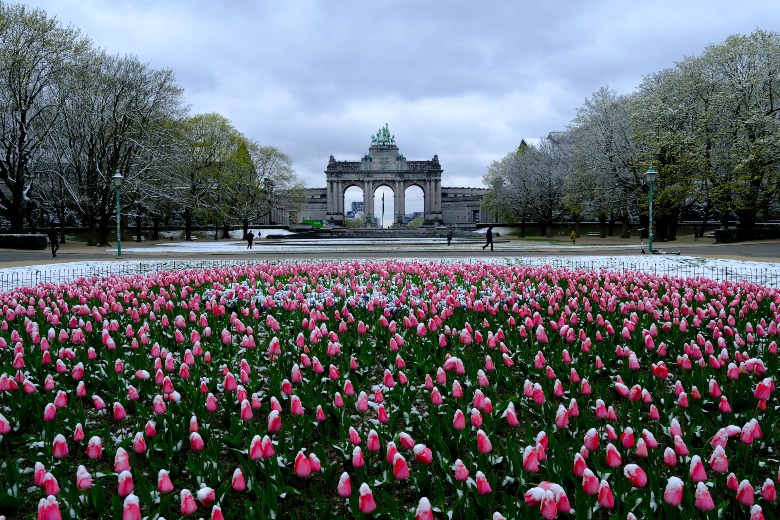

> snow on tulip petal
[664,476,684,506]
[180,488,198,514]
[122,494,141,520]
[359,483,377,514]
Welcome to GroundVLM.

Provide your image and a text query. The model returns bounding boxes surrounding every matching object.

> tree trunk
[98,218,110,247]
[574,216,581,239]
[620,207,630,239]
[608,211,616,237]
[152,217,160,241]
[184,209,193,241]
[135,213,143,242]
[221,222,230,239]
[242,219,249,239]
[599,212,607,238]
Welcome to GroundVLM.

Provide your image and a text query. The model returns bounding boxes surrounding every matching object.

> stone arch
[373,183,395,228]
[324,128,442,226]
[403,184,424,224]
[342,185,364,223]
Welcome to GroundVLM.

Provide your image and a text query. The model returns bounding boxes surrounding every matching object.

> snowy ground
[1,254,779,293]
[116,238,640,254]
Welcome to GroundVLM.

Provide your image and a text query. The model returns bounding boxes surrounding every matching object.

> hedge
[0,233,48,249]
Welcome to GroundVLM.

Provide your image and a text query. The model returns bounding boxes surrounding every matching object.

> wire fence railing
[516,258,780,288]
[0,260,260,294]
[1,258,778,294]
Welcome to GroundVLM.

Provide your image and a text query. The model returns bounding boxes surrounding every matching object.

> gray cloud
[28,0,780,194]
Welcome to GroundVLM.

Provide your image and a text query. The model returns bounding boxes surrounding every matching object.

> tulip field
[0,259,778,519]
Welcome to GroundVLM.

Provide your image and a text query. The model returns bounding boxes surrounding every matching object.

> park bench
[586,232,601,237]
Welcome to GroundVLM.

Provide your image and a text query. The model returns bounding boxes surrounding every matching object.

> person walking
[694,230,698,241]
[482,226,494,251]
[447,228,453,246]
[48,229,59,257]
[570,230,577,245]
[246,230,254,249]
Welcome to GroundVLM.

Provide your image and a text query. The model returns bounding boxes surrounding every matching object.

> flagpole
[382,192,385,228]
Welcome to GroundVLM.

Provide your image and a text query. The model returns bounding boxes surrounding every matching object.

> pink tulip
[366,429,381,452]
[268,410,282,433]
[197,485,216,507]
[52,434,68,459]
[476,430,492,454]
[605,443,622,468]
[158,469,174,493]
[582,469,599,495]
[475,471,492,494]
[43,472,59,496]
[294,451,312,478]
[122,494,141,520]
[352,446,365,468]
[359,483,377,514]
[737,480,755,506]
[86,436,102,459]
[76,465,93,491]
[454,458,469,481]
[348,426,362,445]
[240,400,253,421]
[180,488,198,515]
[573,453,588,477]
[689,455,707,482]
[232,468,246,491]
[522,445,539,473]
[623,464,647,487]
[415,497,433,520]
[399,432,415,450]
[393,453,409,480]
[597,480,614,509]
[761,478,776,501]
[453,409,466,430]
[43,403,57,422]
[117,470,133,496]
[37,495,62,520]
[694,482,715,510]
[290,395,305,416]
[413,444,433,465]
[663,476,684,506]
[114,447,130,472]
[337,472,351,497]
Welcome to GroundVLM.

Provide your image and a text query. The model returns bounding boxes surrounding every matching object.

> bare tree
[0,4,88,231]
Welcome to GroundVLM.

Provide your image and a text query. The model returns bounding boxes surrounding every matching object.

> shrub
[0,233,47,249]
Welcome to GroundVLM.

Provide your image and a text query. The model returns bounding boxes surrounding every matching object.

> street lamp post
[112,170,124,258]
[645,166,657,255]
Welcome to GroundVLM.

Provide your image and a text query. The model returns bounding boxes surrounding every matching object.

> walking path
[1,234,778,267]
[1,234,779,292]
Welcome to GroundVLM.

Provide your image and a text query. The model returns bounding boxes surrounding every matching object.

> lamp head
[112,170,124,188]
[645,166,658,184]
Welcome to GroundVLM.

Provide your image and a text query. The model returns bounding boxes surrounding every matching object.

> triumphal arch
[324,125,443,226]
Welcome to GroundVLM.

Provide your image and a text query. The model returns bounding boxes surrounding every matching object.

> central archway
[324,125,442,227]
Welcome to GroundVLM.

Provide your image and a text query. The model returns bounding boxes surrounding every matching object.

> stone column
[363,181,373,227]
[395,181,404,226]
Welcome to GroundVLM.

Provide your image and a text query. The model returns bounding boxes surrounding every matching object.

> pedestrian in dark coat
[246,230,254,249]
[48,230,59,257]
[482,226,494,251]
[447,228,453,246]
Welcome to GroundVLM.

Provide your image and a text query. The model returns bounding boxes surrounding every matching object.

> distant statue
[371,123,396,145]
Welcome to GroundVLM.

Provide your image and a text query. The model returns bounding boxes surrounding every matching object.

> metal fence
[0,260,260,293]
[518,258,780,288]
[1,258,778,294]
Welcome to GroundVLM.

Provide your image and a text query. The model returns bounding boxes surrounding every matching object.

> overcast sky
[25,1,780,198]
